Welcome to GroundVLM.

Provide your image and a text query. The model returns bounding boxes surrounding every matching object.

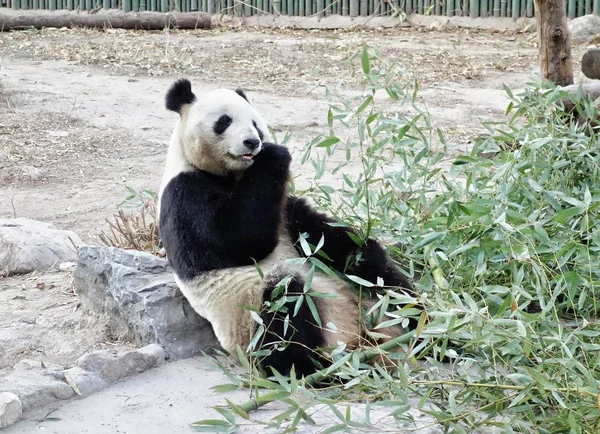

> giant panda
[157,78,418,378]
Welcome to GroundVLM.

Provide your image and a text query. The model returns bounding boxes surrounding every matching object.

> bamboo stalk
[470,0,478,16]
[447,0,453,15]
[316,0,324,16]
[595,0,600,15]
[288,0,294,15]
[294,0,299,14]
[586,0,592,15]
[235,330,417,414]
[567,0,575,18]
[324,0,330,15]
[578,0,584,16]
[305,0,311,15]
[435,0,441,15]
[349,0,357,15]
[511,0,518,19]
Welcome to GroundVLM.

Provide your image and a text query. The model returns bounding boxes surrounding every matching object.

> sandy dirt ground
[0,25,590,377]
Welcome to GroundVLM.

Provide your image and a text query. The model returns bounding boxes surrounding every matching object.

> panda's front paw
[253,142,292,173]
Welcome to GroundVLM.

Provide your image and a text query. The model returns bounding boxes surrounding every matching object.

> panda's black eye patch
[214,114,233,135]
[253,120,264,141]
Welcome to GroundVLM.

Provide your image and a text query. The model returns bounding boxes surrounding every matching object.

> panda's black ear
[235,88,249,103]
[166,78,196,113]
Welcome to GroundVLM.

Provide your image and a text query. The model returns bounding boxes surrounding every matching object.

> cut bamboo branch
[0,9,212,31]
[236,330,417,413]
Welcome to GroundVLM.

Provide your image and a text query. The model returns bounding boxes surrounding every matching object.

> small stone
[61,367,107,397]
[59,261,76,272]
[0,392,22,429]
[21,165,43,181]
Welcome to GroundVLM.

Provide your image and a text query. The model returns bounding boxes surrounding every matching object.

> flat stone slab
[74,246,220,359]
[0,218,82,276]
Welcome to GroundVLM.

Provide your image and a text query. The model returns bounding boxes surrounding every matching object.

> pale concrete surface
[5,357,272,434]
[4,356,441,433]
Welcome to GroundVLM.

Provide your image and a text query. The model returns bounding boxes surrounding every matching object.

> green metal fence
[0,0,596,19]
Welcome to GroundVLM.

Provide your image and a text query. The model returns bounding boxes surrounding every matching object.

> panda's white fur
[158,87,272,211]
[158,79,415,377]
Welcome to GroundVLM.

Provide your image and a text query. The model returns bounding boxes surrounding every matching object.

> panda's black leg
[285,196,413,293]
[258,270,328,378]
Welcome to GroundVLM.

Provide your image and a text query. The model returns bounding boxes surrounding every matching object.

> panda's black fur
[158,79,417,378]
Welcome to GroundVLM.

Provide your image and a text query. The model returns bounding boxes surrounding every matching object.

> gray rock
[0,218,82,276]
[75,344,166,384]
[61,367,107,397]
[569,14,600,42]
[0,360,75,414]
[63,344,166,396]
[0,393,22,429]
[74,246,220,358]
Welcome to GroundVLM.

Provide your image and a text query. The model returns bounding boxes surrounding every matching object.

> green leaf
[215,406,237,424]
[306,294,322,327]
[553,207,584,224]
[320,424,347,434]
[303,264,315,293]
[361,46,371,75]
[346,274,375,287]
[189,419,236,433]
[299,235,312,256]
[316,136,340,148]
[210,384,240,394]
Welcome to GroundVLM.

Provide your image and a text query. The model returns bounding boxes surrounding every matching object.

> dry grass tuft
[98,188,163,256]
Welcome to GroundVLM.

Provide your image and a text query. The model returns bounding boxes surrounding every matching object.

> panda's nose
[244,139,260,151]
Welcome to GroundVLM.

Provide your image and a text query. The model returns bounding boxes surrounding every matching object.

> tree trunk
[0,10,212,32]
[534,0,573,86]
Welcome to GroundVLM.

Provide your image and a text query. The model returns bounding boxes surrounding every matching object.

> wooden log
[558,81,600,113]
[582,49,600,79]
[534,0,574,86]
[0,9,212,31]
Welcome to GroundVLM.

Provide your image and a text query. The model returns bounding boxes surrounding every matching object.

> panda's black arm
[211,143,292,258]
[285,196,413,292]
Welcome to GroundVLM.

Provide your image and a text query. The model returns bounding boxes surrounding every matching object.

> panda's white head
[163,79,272,178]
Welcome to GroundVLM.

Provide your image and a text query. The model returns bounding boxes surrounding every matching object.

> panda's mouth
[228,153,255,162]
